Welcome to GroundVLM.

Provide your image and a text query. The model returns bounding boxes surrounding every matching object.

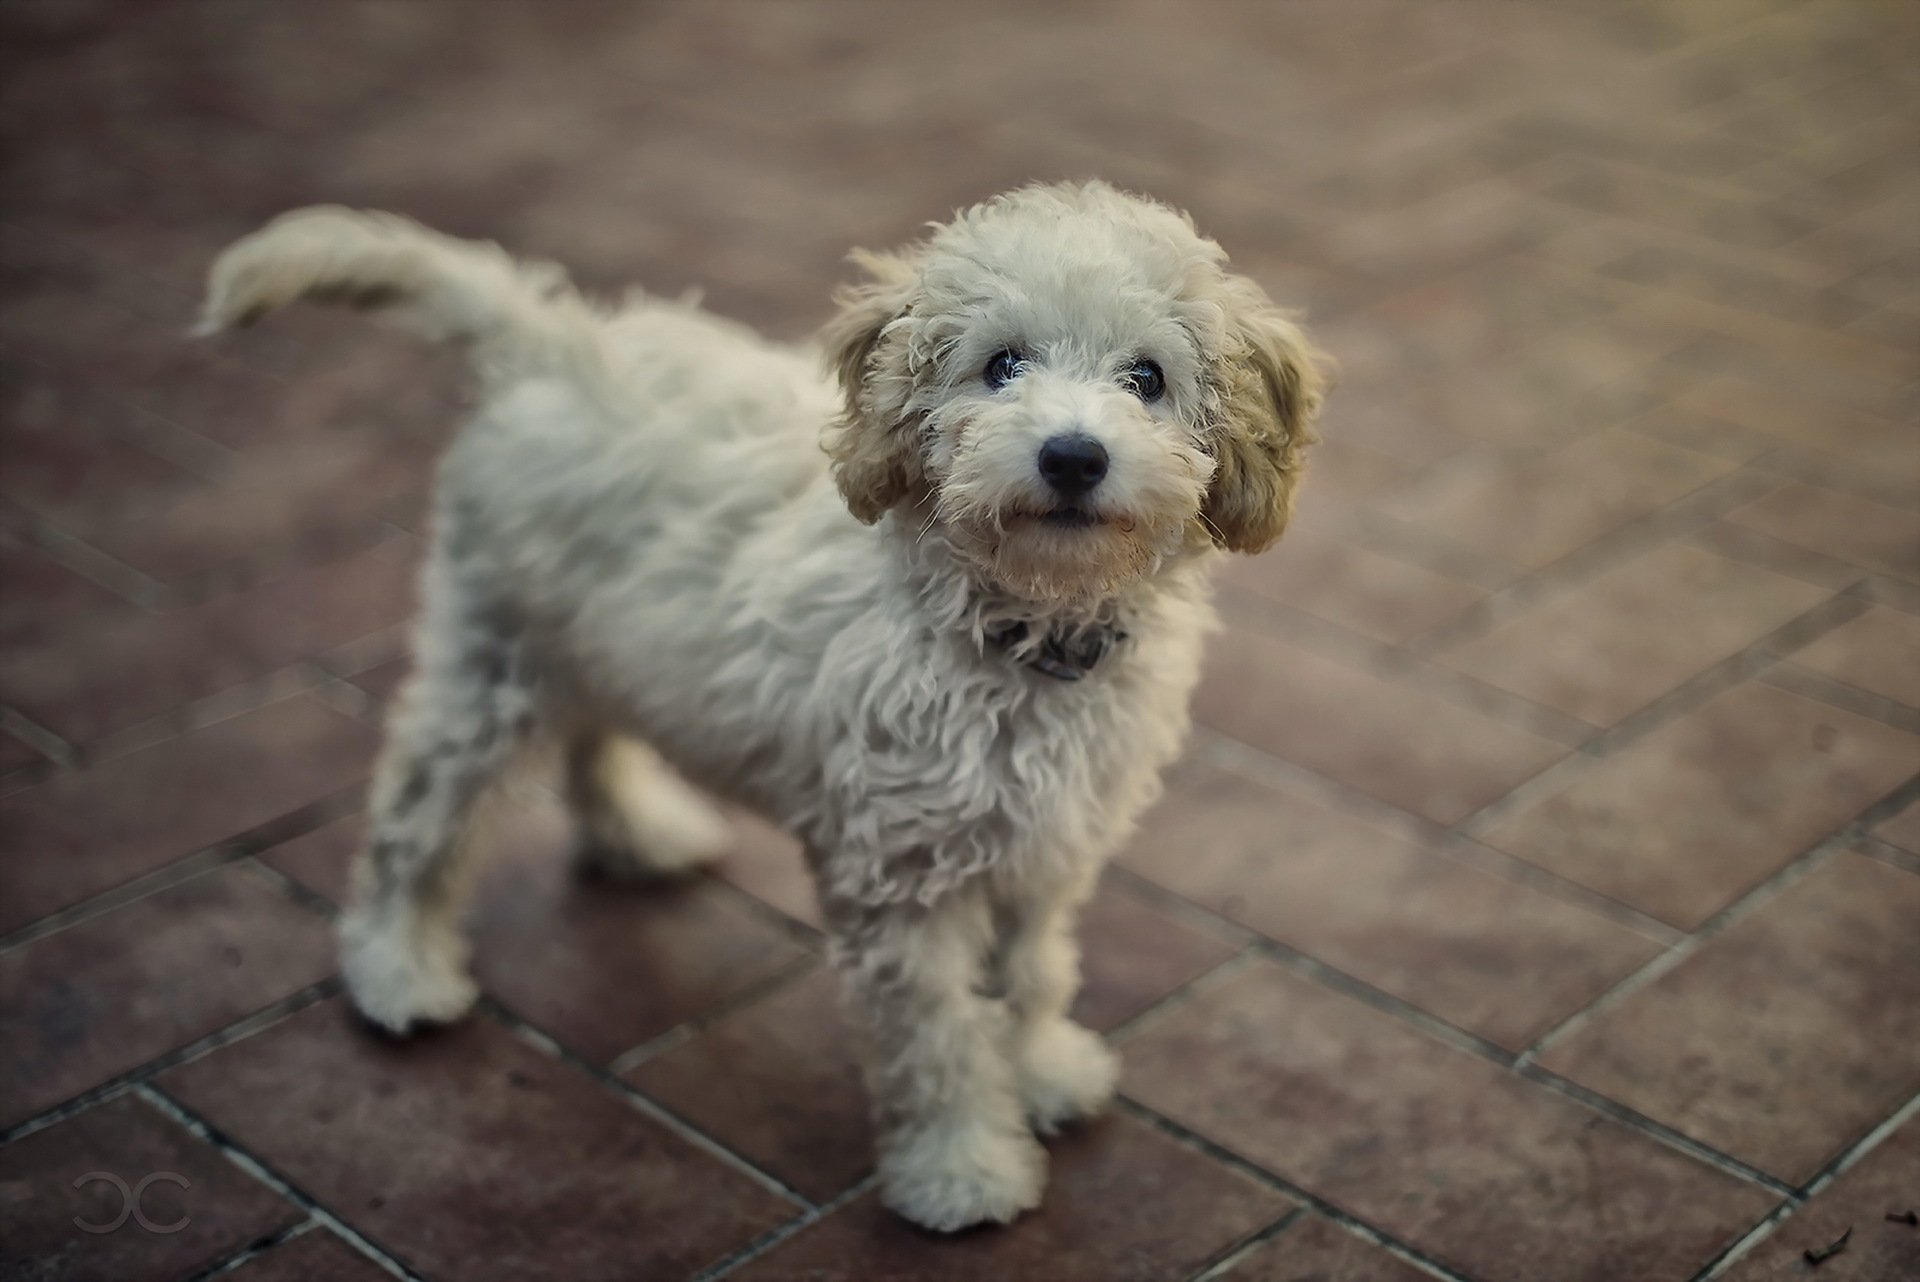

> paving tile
[224,1228,394,1282]
[1480,681,1920,928]
[1295,436,1417,505]
[1787,604,1920,709]
[161,998,794,1281]
[0,696,379,934]
[1724,1112,1920,1280]
[468,796,812,1065]
[1218,1214,1434,1282]
[1727,482,1920,583]
[731,1111,1289,1282]
[257,813,361,905]
[1438,543,1828,726]
[1675,374,1920,475]
[0,537,419,745]
[714,808,820,930]
[1120,760,1663,1051]
[1123,961,1775,1282]
[1219,529,1485,646]
[1378,428,1738,570]
[345,655,411,705]
[1073,879,1239,1033]
[0,1094,301,1282]
[1542,852,1920,1184]
[626,967,864,1203]
[1,863,334,1127]
[0,541,125,650]
[0,358,207,529]
[9,0,1920,1274]
[79,429,437,586]
[1194,624,1569,825]
[1619,400,1782,464]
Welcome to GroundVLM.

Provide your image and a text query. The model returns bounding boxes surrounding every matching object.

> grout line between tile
[692,1174,880,1281]
[138,1084,419,1281]
[478,997,814,1214]
[0,756,55,800]
[300,663,387,726]
[1798,1085,1920,1201]
[1854,835,1920,878]
[0,981,338,1148]
[1691,1198,1801,1282]
[1189,728,1687,944]
[607,953,821,1076]
[0,339,241,481]
[1758,663,1920,735]
[1103,863,1262,948]
[1452,585,1870,839]
[1251,938,1521,1064]
[240,852,346,919]
[181,1215,320,1281]
[1335,509,1522,593]
[1114,871,1799,1202]
[24,517,172,610]
[1115,1099,1477,1282]
[1517,1064,1799,1198]
[0,847,244,955]
[1190,726,1444,843]
[1187,1205,1309,1281]
[1401,461,1787,659]
[1682,522,1871,592]
[1859,575,1920,615]
[0,704,75,770]
[699,867,826,949]
[81,665,332,767]
[1215,586,1599,749]
[0,789,365,955]
[1514,836,1851,1068]
[1106,948,1262,1048]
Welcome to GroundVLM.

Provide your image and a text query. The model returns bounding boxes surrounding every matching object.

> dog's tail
[197,206,607,387]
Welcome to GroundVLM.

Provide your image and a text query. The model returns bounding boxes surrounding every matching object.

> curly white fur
[200,181,1324,1231]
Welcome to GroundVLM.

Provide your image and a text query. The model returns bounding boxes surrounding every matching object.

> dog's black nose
[1037,434,1109,499]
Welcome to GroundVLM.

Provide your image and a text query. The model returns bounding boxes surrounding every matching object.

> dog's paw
[879,1119,1047,1233]
[339,910,478,1034]
[1019,1019,1119,1135]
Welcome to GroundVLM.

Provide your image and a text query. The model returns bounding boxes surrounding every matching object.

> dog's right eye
[983,349,1023,391]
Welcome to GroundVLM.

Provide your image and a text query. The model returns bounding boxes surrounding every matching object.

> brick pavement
[3,1,1918,1278]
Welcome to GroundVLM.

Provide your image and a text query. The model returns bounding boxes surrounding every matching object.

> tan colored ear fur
[1202,279,1328,553]
[819,249,923,523]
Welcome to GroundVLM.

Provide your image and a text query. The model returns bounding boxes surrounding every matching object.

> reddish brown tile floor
[2,1,1917,1279]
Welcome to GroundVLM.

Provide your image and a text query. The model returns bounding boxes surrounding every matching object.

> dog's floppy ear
[820,248,924,523]
[1201,277,1328,553]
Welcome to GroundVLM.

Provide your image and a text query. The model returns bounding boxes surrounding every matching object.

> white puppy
[200,181,1325,1232]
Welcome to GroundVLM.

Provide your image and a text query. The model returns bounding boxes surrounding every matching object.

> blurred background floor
[3,1,1919,1279]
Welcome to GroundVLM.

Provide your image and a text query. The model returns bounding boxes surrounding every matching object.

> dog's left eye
[983,349,1023,391]
[1121,359,1165,403]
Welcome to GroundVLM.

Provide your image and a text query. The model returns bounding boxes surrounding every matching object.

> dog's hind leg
[564,731,729,880]
[339,564,538,1034]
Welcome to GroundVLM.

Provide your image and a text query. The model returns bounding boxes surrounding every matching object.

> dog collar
[985,620,1127,681]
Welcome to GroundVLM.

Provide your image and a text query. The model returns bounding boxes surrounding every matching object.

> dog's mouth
[1008,504,1136,534]
[1040,507,1102,529]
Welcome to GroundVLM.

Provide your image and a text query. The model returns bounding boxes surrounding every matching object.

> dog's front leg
[828,888,1046,1232]
[997,865,1119,1134]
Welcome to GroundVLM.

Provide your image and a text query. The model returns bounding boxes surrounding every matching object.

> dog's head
[821,181,1326,603]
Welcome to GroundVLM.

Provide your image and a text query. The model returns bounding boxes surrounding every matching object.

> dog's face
[822,181,1326,603]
